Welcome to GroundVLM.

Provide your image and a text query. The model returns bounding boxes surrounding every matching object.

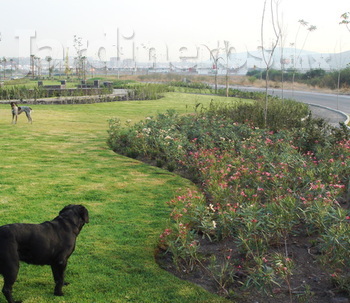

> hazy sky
[1,0,349,62]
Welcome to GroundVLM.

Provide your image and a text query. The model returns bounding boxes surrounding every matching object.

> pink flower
[240,190,247,197]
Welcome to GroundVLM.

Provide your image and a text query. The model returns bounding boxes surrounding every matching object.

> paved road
[232,85,350,126]
[234,86,350,112]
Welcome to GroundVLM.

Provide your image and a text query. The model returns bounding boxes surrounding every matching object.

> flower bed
[108,98,350,301]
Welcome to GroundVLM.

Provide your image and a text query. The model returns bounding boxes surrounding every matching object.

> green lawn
[0,93,233,303]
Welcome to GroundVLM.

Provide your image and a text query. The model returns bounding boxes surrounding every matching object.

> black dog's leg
[2,262,20,303]
[51,262,67,296]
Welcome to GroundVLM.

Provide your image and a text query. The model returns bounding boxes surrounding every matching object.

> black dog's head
[59,205,89,230]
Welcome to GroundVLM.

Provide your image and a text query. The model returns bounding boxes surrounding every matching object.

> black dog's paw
[54,291,64,296]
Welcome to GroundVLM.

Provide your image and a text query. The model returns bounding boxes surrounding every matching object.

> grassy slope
[0,93,232,303]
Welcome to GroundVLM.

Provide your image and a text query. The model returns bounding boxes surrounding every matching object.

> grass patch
[0,93,235,303]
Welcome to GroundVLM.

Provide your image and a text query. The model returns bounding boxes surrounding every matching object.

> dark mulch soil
[155,194,350,303]
[156,234,350,302]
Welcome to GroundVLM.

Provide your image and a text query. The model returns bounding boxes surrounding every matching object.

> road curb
[307,102,350,129]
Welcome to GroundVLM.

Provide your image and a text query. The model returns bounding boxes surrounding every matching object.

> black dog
[0,204,89,303]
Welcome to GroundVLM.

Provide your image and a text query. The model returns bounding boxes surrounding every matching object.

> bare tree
[35,56,41,78]
[337,12,350,109]
[73,35,87,80]
[81,56,87,81]
[64,48,71,78]
[30,54,35,79]
[260,0,281,127]
[223,41,235,97]
[46,56,53,78]
[1,57,6,80]
[340,12,350,32]
[202,43,222,93]
[10,58,14,79]
[290,20,317,94]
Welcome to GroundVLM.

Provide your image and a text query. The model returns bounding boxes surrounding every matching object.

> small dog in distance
[11,102,33,124]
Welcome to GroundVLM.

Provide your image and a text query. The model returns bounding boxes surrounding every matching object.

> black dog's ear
[79,205,89,223]
[59,204,89,223]
[59,205,72,216]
